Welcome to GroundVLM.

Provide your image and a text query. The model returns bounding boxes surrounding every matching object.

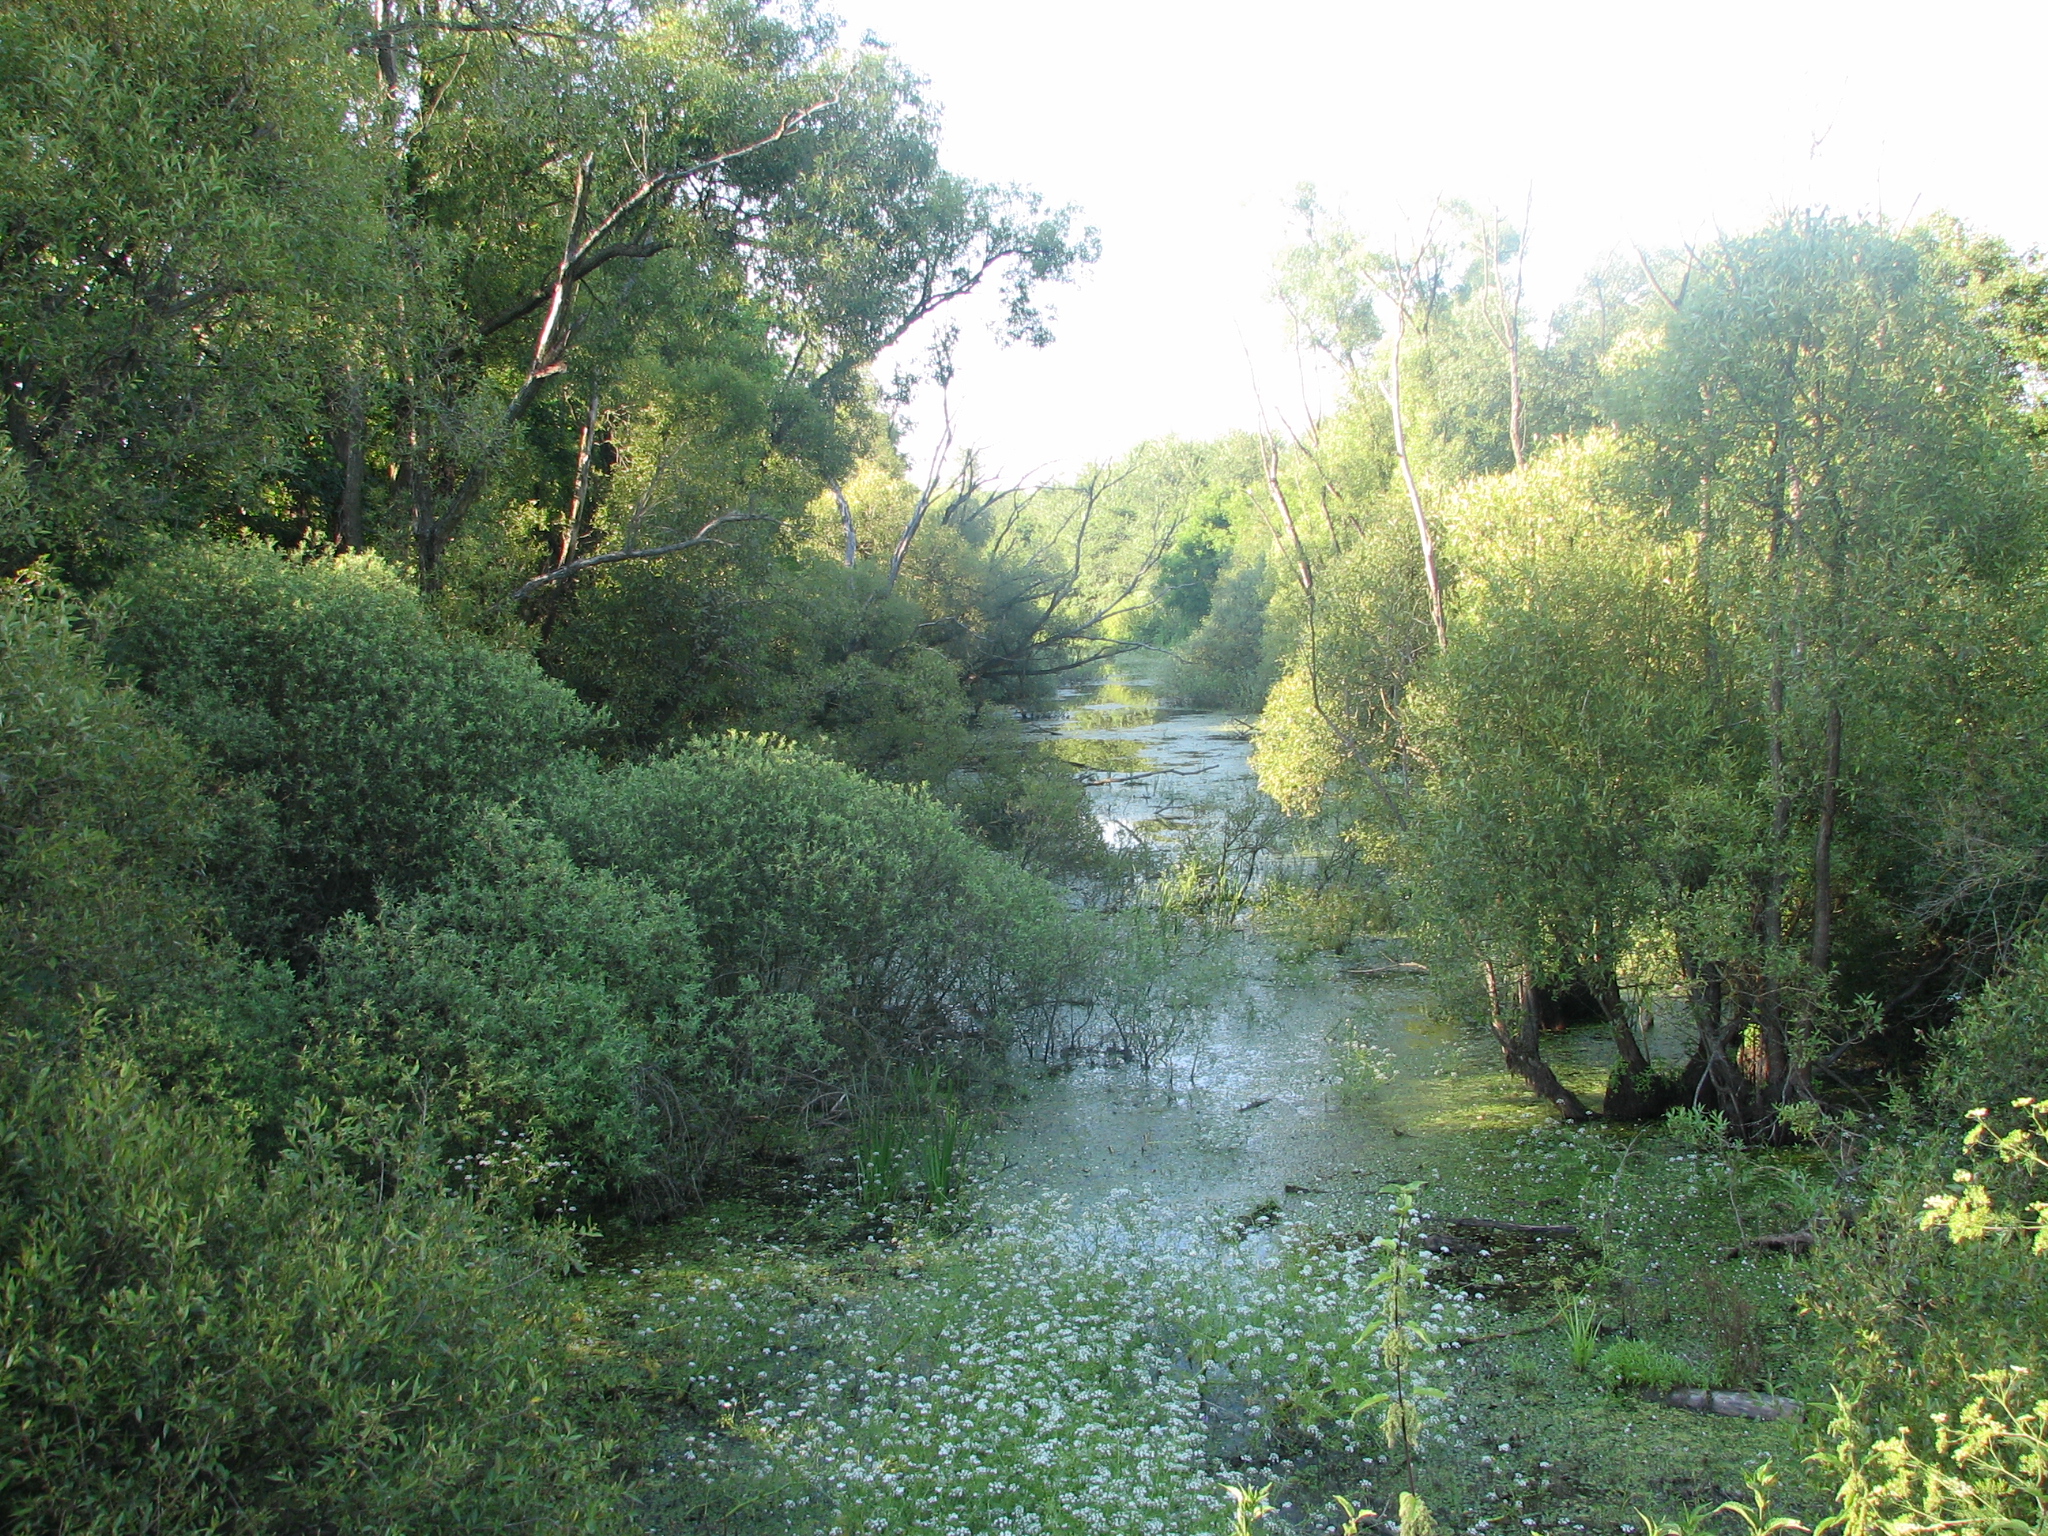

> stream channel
[1001,668,1674,1217]
[633,672,1818,1535]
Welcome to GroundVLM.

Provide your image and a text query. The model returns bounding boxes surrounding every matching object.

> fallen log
[1744,1230,1816,1254]
[1236,1097,1272,1113]
[1345,961,1430,979]
[1659,1388,1804,1423]
[1447,1217,1581,1238]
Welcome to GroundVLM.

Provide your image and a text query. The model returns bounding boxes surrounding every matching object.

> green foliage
[852,1114,908,1211]
[1091,906,1233,1068]
[0,0,383,571]
[300,813,822,1210]
[1926,930,2048,1122]
[545,550,970,779]
[1591,1338,1691,1394]
[0,580,215,1024]
[915,1107,969,1209]
[1167,551,1278,711]
[535,734,1080,1068]
[1257,213,2048,1129]
[1225,1480,1277,1534]
[1559,1294,1600,1371]
[1349,1183,1444,1500]
[0,0,1092,588]
[108,543,593,953]
[1805,1097,2048,1529]
[1400,437,1711,994]
[1642,1462,1803,1536]
[0,1047,620,1533]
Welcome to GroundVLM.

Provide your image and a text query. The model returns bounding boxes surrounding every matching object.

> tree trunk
[1496,970,1594,1120]
[556,388,606,573]
[1589,968,1652,1074]
[1755,461,1794,1102]
[1383,316,1447,652]
[331,374,365,553]
[1809,701,1841,978]
[831,481,858,568]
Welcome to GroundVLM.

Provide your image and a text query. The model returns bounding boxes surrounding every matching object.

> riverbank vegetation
[4,2,2048,1530]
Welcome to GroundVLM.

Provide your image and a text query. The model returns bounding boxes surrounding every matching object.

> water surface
[1000,671,1657,1229]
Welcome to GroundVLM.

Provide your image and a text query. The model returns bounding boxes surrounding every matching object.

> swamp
[3,4,2047,1533]
[582,675,1854,1535]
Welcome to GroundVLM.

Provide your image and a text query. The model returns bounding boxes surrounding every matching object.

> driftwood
[1744,1230,1816,1254]
[1236,1097,1272,1113]
[1414,1216,1584,1262]
[1660,1388,1805,1423]
[1447,1316,1559,1346]
[1283,1183,1326,1195]
[1345,961,1431,979]
[1447,1217,1581,1238]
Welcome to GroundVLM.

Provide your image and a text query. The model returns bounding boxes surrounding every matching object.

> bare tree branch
[830,480,858,568]
[509,513,776,603]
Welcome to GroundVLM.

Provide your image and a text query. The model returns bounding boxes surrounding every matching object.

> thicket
[0,582,215,1027]
[108,542,596,955]
[535,736,1081,1066]
[0,1047,620,1532]
[1226,208,2048,1528]
[0,544,1107,1524]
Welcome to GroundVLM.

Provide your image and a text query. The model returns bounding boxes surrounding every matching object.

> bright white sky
[844,0,2048,477]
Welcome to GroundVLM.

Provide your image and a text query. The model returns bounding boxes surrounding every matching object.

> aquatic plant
[1351,1183,1441,1501]
[1558,1292,1600,1372]
[1592,1337,1690,1394]
[1223,1480,1274,1534]
[917,1108,968,1209]
[852,1116,906,1211]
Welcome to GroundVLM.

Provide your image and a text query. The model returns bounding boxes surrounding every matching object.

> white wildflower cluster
[657,1188,1482,1532]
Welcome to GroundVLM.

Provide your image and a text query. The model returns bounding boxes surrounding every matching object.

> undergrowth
[581,1107,1847,1535]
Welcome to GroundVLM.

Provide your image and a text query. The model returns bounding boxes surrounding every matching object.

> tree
[0,0,386,575]
[1612,215,2042,1127]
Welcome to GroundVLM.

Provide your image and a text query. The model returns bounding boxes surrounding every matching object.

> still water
[996,671,1656,1226]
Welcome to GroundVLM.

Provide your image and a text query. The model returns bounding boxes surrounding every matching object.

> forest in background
[4,1,2048,1530]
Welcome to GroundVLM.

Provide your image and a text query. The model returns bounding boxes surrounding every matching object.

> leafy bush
[1806,1097,2048,1532]
[0,1046,622,1532]
[1924,929,2048,1122]
[297,813,823,1209]
[108,543,594,953]
[1164,553,1276,713]
[535,735,1082,1070]
[0,580,215,1025]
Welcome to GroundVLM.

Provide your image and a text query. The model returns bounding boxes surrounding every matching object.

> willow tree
[1393,439,1719,1117]
[1611,216,2042,1128]
[1259,215,2045,1129]
[355,0,1093,590]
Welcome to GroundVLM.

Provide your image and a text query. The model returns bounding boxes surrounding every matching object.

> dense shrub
[0,1047,622,1533]
[108,543,594,954]
[0,581,215,1025]
[299,814,823,1208]
[1805,1097,2048,1531]
[535,735,1084,1068]
[1924,929,2048,1121]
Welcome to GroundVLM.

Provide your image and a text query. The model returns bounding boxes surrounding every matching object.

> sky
[839,0,2048,477]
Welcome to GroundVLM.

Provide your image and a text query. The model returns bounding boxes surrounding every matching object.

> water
[999,670,1655,1227]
